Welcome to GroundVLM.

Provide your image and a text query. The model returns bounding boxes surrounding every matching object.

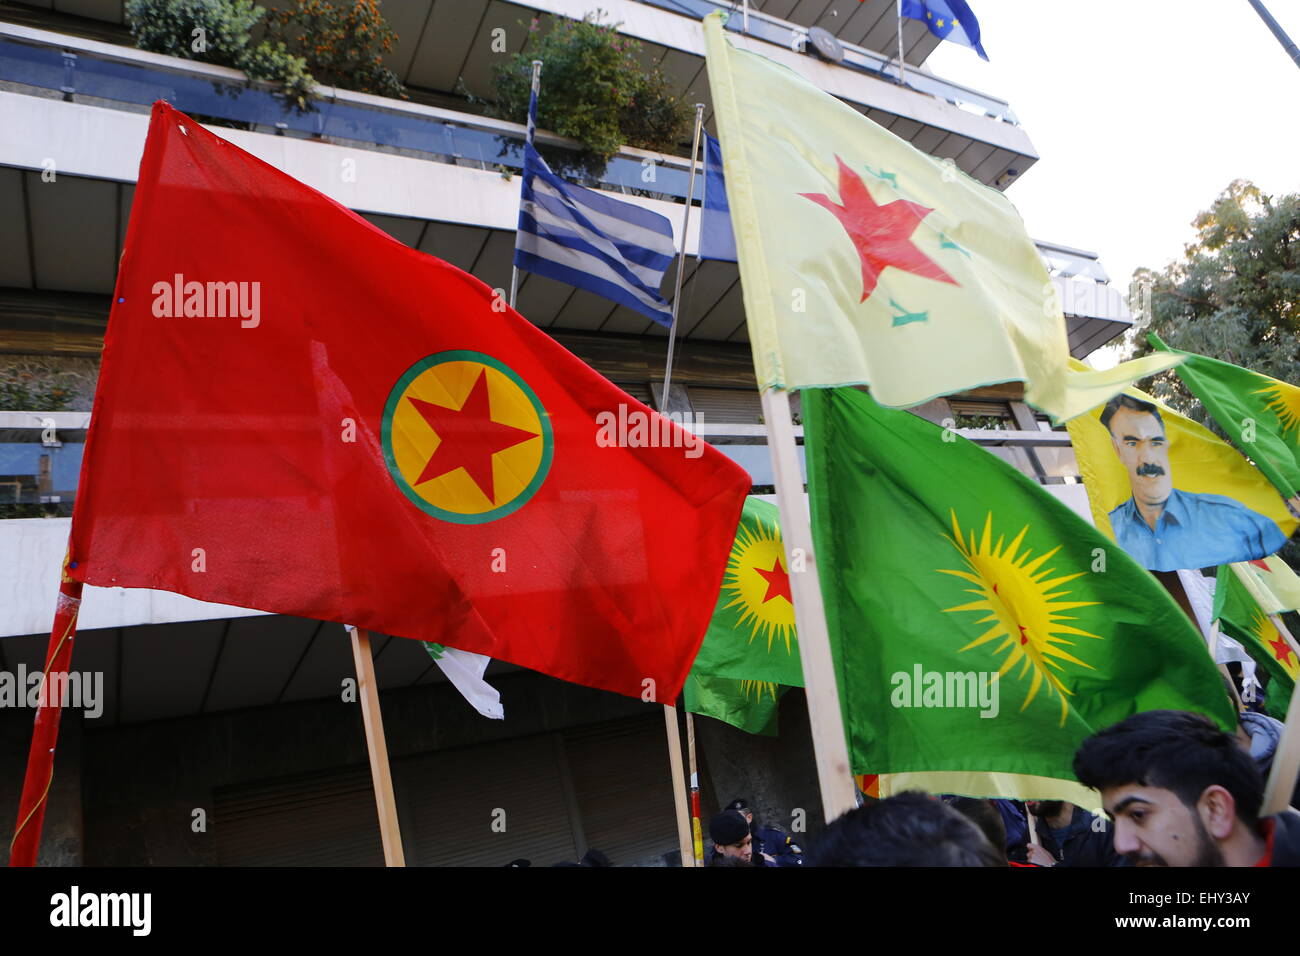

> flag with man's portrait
[1065,367,1295,572]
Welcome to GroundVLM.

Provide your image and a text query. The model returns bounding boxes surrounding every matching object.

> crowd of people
[705,709,1300,867]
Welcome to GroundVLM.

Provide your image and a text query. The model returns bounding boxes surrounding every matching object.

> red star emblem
[800,155,958,303]
[754,557,793,605]
[407,368,539,503]
[1269,635,1296,668]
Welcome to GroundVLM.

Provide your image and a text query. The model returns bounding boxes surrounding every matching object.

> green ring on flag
[381,349,554,524]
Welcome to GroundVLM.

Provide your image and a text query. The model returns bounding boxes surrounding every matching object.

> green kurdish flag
[701,13,1178,421]
[1152,333,1300,498]
[1213,565,1298,719]
[682,673,788,736]
[684,497,803,735]
[804,386,1235,779]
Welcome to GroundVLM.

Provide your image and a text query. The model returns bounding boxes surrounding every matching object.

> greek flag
[512,90,677,326]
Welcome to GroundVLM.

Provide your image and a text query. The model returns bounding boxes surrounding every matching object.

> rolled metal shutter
[398,734,578,867]
[213,767,385,866]
[562,715,678,867]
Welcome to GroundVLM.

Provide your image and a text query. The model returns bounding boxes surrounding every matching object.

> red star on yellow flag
[1269,634,1296,668]
[800,155,958,303]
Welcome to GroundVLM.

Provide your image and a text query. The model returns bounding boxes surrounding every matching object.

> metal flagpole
[760,386,858,821]
[895,0,907,86]
[508,59,543,311]
[661,103,706,408]
[1247,0,1300,70]
[348,626,407,866]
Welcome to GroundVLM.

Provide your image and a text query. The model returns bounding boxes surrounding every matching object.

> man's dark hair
[944,796,1008,864]
[808,791,1004,867]
[1099,393,1164,434]
[1073,710,1264,827]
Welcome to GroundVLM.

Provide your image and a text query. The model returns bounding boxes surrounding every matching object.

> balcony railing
[0,24,696,201]
[644,0,1020,125]
[0,411,1079,517]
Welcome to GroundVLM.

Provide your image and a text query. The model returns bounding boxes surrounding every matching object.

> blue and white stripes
[512,88,677,325]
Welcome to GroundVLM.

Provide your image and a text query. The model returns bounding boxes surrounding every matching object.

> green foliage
[0,373,74,412]
[126,0,315,107]
[488,12,691,176]
[125,0,405,109]
[1130,179,1300,418]
[263,0,405,100]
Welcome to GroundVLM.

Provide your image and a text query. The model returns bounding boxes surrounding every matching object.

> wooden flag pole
[662,704,695,866]
[348,626,406,866]
[1263,614,1300,814]
[760,386,857,822]
[685,710,705,866]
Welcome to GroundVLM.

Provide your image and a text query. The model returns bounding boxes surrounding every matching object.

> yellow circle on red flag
[382,351,552,524]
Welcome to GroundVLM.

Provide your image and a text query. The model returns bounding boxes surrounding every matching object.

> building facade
[0,0,1131,865]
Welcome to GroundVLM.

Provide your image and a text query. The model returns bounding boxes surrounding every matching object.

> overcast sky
[923,0,1300,289]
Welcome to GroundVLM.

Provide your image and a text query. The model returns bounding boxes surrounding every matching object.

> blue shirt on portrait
[1108,488,1287,572]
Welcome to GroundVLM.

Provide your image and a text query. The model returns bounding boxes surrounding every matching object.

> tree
[1130,179,1300,420]
[488,12,691,177]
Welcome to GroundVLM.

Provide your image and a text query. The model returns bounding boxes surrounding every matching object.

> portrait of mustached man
[1103,394,1285,572]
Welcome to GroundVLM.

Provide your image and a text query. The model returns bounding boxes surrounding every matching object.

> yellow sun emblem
[1255,381,1300,438]
[721,515,797,654]
[1249,607,1300,680]
[740,679,781,702]
[938,511,1102,726]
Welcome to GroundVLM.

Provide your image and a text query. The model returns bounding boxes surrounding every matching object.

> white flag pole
[760,386,857,822]
[661,103,706,406]
[895,0,907,86]
[508,59,543,312]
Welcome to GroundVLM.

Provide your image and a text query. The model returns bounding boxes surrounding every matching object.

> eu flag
[900,0,988,60]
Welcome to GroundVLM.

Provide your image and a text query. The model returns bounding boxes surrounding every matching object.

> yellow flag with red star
[1214,564,1297,719]
[701,13,1177,420]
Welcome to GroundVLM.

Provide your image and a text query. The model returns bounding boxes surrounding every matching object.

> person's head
[1100,394,1171,509]
[724,798,754,826]
[709,810,753,862]
[809,791,1004,867]
[943,797,1009,864]
[1025,800,1067,820]
[1074,710,1265,867]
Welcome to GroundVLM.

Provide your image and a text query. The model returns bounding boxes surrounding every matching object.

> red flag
[68,102,749,702]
